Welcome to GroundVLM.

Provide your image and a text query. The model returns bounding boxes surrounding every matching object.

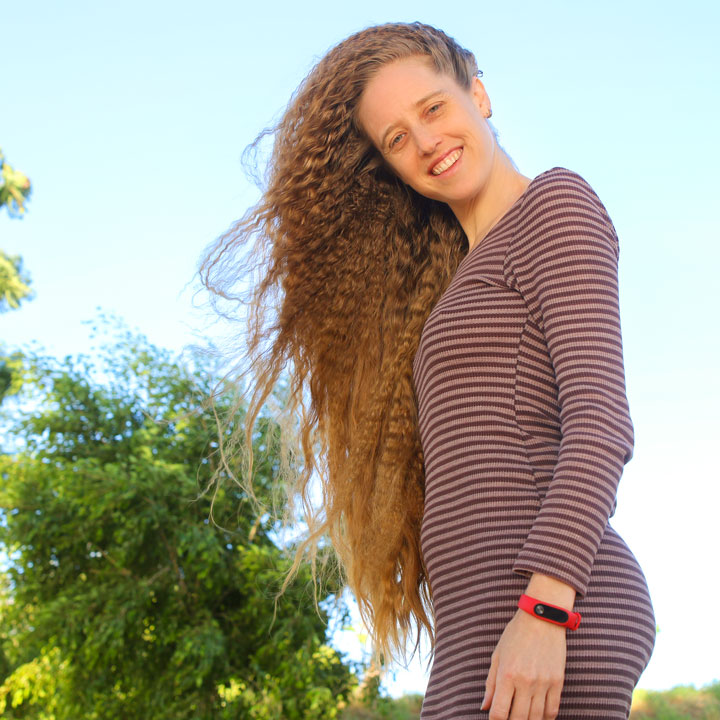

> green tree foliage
[0,252,33,313]
[0,145,34,408]
[0,148,31,219]
[0,318,364,718]
[0,350,23,405]
[340,682,720,720]
[630,681,720,719]
[0,146,33,313]
[341,691,423,720]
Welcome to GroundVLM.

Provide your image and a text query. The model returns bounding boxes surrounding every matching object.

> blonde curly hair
[199,22,483,669]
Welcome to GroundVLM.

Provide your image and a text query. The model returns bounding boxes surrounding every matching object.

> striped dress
[412,167,656,719]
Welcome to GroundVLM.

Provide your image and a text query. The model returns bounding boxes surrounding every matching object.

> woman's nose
[413,127,442,155]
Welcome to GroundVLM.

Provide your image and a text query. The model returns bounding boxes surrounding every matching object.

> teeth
[432,149,462,175]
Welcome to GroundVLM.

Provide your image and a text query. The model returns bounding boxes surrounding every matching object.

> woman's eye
[389,133,405,148]
[427,103,442,114]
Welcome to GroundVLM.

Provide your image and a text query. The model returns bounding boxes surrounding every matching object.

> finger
[528,690,546,720]
[481,654,498,710]
[507,687,531,720]
[488,676,515,720]
[544,682,562,719]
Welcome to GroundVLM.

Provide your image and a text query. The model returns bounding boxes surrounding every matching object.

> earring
[486,109,493,118]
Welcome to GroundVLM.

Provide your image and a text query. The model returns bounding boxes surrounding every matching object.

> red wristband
[518,594,581,630]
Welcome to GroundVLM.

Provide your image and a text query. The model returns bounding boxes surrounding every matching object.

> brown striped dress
[412,167,656,719]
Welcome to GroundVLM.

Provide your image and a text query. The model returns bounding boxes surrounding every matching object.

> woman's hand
[481,608,567,720]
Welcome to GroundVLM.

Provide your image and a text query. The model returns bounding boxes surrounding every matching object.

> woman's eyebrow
[380,90,446,147]
[414,90,445,108]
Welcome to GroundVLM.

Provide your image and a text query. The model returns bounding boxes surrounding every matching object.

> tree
[0,146,34,409]
[629,681,720,720]
[0,316,366,718]
[0,146,33,313]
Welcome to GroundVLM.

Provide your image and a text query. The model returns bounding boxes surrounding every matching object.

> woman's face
[357,56,496,211]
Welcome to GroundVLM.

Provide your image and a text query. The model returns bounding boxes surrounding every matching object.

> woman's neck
[451,152,532,253]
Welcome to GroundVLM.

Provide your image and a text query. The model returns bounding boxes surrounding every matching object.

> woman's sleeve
[502,168,634,598]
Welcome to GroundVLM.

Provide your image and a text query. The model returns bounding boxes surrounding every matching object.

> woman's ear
[470,76,492,118]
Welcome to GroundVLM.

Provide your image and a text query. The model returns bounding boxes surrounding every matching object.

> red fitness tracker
[518,594,582,630]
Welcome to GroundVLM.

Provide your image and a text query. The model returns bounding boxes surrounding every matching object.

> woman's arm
[525,572,577,609]
[481,169,632,719]
[503,167,633,599]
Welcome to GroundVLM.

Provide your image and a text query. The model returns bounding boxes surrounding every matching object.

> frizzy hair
[198,22,482,669]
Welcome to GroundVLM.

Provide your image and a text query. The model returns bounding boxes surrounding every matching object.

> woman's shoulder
[518,165,615,229]
[524,166,602,203]
[505,166,619,268]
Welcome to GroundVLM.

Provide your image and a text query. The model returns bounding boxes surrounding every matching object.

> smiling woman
[198,21,656,720]
[356,55,528,243]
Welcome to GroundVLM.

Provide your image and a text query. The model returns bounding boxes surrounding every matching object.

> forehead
[357,56,458,141]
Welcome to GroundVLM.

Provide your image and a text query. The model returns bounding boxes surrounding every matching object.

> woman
[199,21,656,720]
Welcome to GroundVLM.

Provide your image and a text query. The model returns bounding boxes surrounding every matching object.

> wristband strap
[518,594,582,630]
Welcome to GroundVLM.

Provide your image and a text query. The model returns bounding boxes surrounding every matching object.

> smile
[431,148,462,175]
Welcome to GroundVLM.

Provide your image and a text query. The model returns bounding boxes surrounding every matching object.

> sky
[2,0,719,697]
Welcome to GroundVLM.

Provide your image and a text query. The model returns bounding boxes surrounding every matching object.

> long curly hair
[198,22,483,669]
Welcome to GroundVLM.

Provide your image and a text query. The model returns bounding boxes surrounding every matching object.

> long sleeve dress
[412,167,656,720]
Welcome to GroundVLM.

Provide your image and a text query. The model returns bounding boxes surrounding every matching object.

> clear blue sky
[3,0,719,696]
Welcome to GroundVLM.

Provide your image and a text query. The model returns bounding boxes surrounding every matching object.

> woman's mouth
[431,148,462,175]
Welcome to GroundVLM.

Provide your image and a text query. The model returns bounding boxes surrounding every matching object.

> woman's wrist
[524,572,577,609]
